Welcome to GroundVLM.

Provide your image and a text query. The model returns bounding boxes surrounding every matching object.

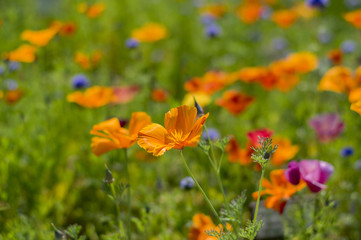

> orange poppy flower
[318,66,355,94]
[21,28,58,47]
[327,49,343,65]
[236,2,263,24]
[274,74,300,92]
[351,100,361,115]
[137,105,209,156]
[87,2,106,18]
[201,4,228,18]
[238,67,270,84]
[283,52,318,74]
[5,44,38,63]
[272,10,298,28]
[90,112,152,156]
[4,89,23,105]
[349,87,361,103]
[271,137,299,166]
[67,86,114,108]
[354,66,361,85]
[292,2,317,20]
[344,10,361,29]
[216,90,254,115]
[185,71,227,95]
[189,213,231,240]
[226,138,253,165]
[252,169,306,213]
[131,23,167,43]
[74,51,102,70]
[151,88,168,102]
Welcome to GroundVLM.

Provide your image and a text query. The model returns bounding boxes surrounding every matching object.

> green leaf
[215,135,232,151]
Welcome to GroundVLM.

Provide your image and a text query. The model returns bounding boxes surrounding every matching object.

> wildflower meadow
[2,0,361,239]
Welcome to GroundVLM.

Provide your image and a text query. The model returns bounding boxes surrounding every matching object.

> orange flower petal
[128,112,152,137]
[91,137,121,156]
[164,105,197,134]
[137,123,175,156]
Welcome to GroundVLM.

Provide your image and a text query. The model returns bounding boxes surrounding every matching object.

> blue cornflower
[202,128,220,141]
[340,146,354,157]
[180,177,195,190]
[341,40,356,53]
[0,66,4,75]
[272,37,288,51]
[125,38,140,49]
[71,74,90,89]
[306,0,329,8]
[4,79,18,90]
[8,61,20,71]
[200,14,215,26]
[205,24,221,38]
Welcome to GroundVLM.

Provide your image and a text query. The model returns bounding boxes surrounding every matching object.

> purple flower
[205,24,221,38]
[306,0,329,8]
[339,146,354,157]
[202,128,220,141]
[71,74,90,89]
[285,160,334,193]
[0,66,5,75]
[4,79,18,90]
[272,37,288,51]
[341,40,356,53]
[180,177,195,190]
[125,38,139,49]
[200,14,215,26]
[308,113,344,143]
[8,61,20,71]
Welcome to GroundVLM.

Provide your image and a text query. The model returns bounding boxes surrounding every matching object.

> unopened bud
[103,169,114,184]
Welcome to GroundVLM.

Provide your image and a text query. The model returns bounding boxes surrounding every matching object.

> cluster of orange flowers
[182,52,317,116]
[4,20,77,63]
[252,169,306,213]
[67,85,139,108]
[318,66,361,116]
[237,52,318,91]
[226,129,299,167]
[74,51,102,70]
[236,0,316,27]
[188,213,231,240]
[77,2,106,18]
[183,71,254,115]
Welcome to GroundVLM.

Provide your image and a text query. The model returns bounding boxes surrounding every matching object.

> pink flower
[284,160,334,193]
[308,113,344,143]
[111,85,140,104]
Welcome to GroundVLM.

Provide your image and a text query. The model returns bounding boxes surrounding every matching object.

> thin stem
[110,183,125,238]
[253,168,265,222]
[204,125,217,167]
[124,149,132,240]
[180,151,223,224]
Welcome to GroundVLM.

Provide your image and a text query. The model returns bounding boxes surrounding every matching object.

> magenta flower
[308,113,344,143]
[285,160,334,193]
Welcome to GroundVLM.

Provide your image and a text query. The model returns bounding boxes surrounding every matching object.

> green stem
[110,183,125,238]
[204,125,217,168]
[180,151,223,224]
[124,149,132,240]
[253,168,265,222]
